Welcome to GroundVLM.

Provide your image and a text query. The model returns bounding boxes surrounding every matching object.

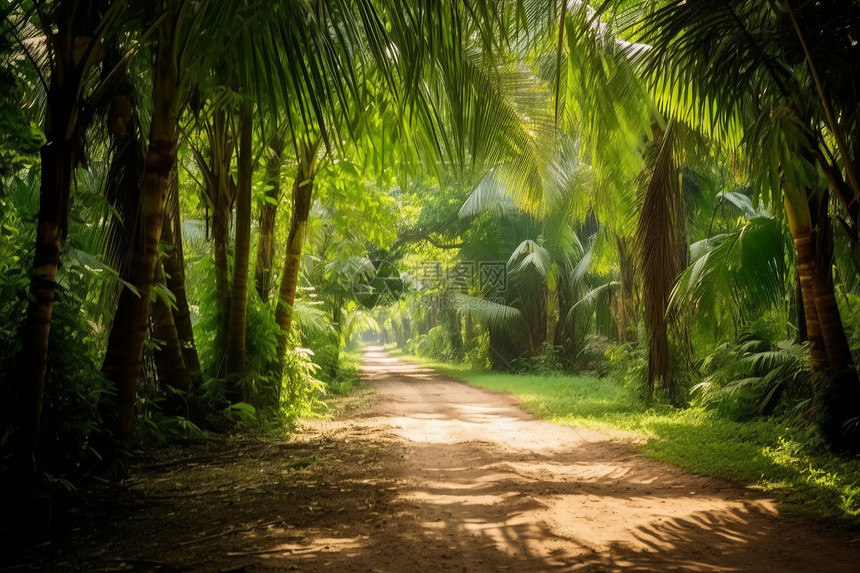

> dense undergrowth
[397,351,860,528]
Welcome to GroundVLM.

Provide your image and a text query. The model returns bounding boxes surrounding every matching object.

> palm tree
[254,130,285,302]
[225,99,252,378]
[8,0,127,466]
[159,173,204,390]
[558,3,689,399]
[275,136,321,363]
[190,96,234,375]
[630,0,860,446]
[149,174,193,410]
[102,0,390,436]
[102,2,183,440]
[102,0,237,440]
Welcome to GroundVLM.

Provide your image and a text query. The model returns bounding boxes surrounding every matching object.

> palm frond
[452,292,524,337]
[670,216,789,343]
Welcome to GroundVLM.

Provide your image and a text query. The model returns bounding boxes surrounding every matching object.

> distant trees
[381,0,860,449]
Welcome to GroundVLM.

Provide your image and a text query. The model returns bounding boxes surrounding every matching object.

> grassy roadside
[393,351,860,528]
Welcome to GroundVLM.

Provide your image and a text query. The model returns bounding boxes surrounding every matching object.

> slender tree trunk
[809,194,855,370]
[20,142,72,462]
[794,269,808,343]
[615,236,636,343]
[785,193,828,371]
[786,187,860,449]
[226,103,253,379]
[332,298,343,345]
[102,18,180,441]
[793,234,828,370]
[161,186,203,390]
[807,194,860,448]
[210,108,234,377]
[275,144,318,363]
[254,133,284,301]
[18,23,86,464]
[545,285,559,350]
[150,258,190,415]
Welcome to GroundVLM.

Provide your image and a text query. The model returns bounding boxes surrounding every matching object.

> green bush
[418,325,448,359]
[695,337,812,421]
[0,178,114,488]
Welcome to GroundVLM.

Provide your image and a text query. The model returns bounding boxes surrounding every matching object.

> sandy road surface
[10,347,859,572]
[345,348,859,572]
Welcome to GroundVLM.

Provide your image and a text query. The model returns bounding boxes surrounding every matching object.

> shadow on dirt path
[344,347,860,572]
[7,346,859,572]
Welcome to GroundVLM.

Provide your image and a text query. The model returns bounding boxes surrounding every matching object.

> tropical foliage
[1,0,859,538]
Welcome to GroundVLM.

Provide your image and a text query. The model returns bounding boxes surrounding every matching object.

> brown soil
[8,347,860,572]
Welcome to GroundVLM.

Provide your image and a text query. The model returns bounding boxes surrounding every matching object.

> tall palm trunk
[161,185,203,390]
[793,270,808,343]
[254,133,284,301]
[637,121,681,401]
[149,176,196,412]
[808,194,860,448]
[192,104,234,377]
[21,141,74,461]
[275,142,319,363]
[18,18,94,464]
[102,18,180,440]
[209,108,234,374]
[150,258,190,416]
[615,236,637,343]
[785,186,860,448]
[809,193,855,370]
[784,190,829,371]
[545,282,559,349]
[226,103,253,379]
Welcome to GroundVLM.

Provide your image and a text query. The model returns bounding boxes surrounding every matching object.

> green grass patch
[325,351,364,396]
[399,352,860,528]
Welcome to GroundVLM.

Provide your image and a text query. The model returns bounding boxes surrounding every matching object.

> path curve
[14,347,860,572]
[348,347,858,572]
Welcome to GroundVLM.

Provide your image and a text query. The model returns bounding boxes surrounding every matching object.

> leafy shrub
[418,326,448,359]
[463,331,491,369]
[511,344,566,375]
[576,335,613,372]
[305,326,341,384]
[192,255,282,410]
[139,412,205,445]
[602,341,649,397]
[280,345,327,423]
[0,177,114,487]
[695,337,812,420]
[324,352,362,395]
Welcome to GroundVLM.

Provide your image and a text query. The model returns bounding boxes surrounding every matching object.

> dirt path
[10,347,860,572]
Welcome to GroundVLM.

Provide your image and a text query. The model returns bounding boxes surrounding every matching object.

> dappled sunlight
[24,349,857,572]
[344,351,853,572]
